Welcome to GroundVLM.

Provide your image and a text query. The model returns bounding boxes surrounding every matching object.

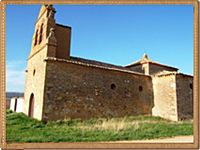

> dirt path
[108,136,193,143]
[6,136,193,149]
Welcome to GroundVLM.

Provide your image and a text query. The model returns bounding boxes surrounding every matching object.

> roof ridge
[70,56,123,68]
[125,56,178,70]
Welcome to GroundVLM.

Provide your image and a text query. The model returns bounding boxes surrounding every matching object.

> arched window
[39,23,44,44]
[34,29,38,46]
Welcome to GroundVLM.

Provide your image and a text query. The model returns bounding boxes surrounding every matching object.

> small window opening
[139,86,143,92]
[33,69,36,76]
[190,83,193,89]
[39,24,44,44]
[110,83,116,90]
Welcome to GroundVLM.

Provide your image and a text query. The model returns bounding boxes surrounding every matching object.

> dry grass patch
[79,118,140,132]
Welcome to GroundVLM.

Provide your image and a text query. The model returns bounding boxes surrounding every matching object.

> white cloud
[6,60,26,92]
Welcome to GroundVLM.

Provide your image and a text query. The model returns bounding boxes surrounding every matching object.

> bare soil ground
[108,135,193,143]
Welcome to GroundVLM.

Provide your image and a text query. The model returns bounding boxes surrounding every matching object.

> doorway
[14,98,17,112]
[28,93,35,117]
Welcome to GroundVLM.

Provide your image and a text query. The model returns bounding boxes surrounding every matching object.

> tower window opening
[33,69,36,76]
[34,30,38,46]
[39,23,44,44]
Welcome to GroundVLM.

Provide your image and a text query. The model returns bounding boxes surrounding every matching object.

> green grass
[6,110,193,143]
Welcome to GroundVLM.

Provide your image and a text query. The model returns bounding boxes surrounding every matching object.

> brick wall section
[176,74,193,120]
[152,75,178,121]
[42,60,154,121]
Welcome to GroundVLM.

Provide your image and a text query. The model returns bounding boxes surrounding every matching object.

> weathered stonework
[42,59,153,120]
[152,72,193,121]
[176,74,193,120]
[23,47,47,120]
[152,74,178,121]
[23,5,193,121]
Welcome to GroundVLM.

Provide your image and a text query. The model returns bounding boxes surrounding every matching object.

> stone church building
[23,5,193,122]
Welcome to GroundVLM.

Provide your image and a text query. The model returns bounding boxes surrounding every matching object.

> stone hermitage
[22,5,193,121]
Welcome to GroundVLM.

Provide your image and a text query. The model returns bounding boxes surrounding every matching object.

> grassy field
[6,110,193,143]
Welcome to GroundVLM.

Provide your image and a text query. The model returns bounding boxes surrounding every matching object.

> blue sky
[6,4,193,92]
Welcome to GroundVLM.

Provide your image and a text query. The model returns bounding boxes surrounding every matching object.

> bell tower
[24,4,71,120]
[29,4,71,60]
[29,5,57,59]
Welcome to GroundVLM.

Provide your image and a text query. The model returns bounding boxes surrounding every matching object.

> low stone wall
[42,60,154,121]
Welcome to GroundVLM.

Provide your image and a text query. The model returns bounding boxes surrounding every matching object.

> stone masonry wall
[176,74,193,120]
[42,60,154,121]
[152,74,178,121]
[55,24,71,60]
[23,48,47,120]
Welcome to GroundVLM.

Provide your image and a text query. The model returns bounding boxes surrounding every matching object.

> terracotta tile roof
[56,23,71,29]
[125,53,179,71]
[44,57,151,77]
[70,56,124,69]
[153,70,193,77]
